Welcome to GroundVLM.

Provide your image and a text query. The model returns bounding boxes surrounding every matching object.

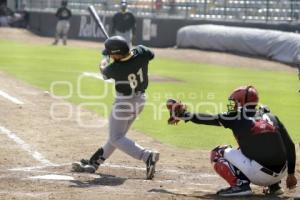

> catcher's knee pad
[210,145,231,163]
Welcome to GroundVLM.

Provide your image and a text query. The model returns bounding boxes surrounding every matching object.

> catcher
[166,86,297,197]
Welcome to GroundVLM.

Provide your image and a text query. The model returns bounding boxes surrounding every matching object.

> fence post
[291,0,294,21]
[224,0,228,20]
[151,0,154,16]
[266,0,270,22]
[185,1,189,19]
[244,0,247,21]
[204,0,208,19]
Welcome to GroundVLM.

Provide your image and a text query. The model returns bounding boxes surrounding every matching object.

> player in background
[111,0,136,47]
[0,2,14,27]
[167,86,297,197]
[52,0,72,45]
[13,3,29,28]
[72,36,159,180]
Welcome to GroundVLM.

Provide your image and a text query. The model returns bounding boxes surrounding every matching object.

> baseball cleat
[263,183,284,195]
[217,184,252,197]
[146,152,160,180]
[71,159,97,173]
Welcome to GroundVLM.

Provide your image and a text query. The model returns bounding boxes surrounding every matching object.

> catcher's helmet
[227,85,259,111]
[103,36,129,56]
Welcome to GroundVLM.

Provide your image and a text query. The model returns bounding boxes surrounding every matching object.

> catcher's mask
[102,36,129,56]
[227,85,259,112]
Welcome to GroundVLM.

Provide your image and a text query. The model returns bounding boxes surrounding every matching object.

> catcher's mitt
[166,99,187,125]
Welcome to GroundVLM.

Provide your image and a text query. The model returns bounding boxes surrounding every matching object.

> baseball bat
[88,5,109,39]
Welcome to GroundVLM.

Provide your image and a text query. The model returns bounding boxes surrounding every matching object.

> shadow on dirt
[69,174,127,188]
[148,188,293,199]
[148,189,218,199]
[197,194,292,200]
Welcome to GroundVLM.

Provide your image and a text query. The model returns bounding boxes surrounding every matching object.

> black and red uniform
[184,107,296,175]
[168,85,297,196]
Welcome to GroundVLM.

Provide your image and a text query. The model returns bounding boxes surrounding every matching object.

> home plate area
[1,162,298,200]
[0,163,223,200]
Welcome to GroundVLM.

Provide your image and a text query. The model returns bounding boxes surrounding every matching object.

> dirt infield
[0,28,299,200]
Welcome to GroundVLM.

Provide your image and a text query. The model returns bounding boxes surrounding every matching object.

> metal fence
[19,0,300,22]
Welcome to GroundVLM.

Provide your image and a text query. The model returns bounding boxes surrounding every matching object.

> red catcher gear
[166,99,187,125]
[214,159,238,186]
[211,146,238,186]
[251,119,277,135]
[228,86,259,111]
[210,145,231,163]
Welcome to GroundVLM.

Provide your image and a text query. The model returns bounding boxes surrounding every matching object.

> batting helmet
[227,85,259,111]
[103,36,129,56]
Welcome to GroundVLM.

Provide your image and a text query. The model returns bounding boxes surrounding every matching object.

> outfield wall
[28,11,300,48]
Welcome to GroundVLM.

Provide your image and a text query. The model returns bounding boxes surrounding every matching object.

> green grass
[0,39,299,149]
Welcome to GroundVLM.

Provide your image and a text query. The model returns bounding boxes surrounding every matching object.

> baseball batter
[72,36,159,180]
[167,86,297,197]
[52,0,72,45]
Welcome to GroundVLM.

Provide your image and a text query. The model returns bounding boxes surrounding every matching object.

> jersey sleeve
[275,115,296,174]
[111,13,118,34]
[55,8,61,17]
[68,8,72,17]
[183,112,222,126]
[183,111,237,128]
[217,112,237,129]
[130,12,136,24]
[102,64,114,80]
[130,13,136,33]
[136,45,154,60]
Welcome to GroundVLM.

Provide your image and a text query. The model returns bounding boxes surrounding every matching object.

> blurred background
[6,0,300,22]
[1,0,300,48]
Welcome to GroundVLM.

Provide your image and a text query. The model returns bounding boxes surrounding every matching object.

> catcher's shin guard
[211,146,249,186]
[213,158,238,186]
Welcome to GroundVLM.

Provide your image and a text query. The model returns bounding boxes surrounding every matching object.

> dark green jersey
[102,45,154,95]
